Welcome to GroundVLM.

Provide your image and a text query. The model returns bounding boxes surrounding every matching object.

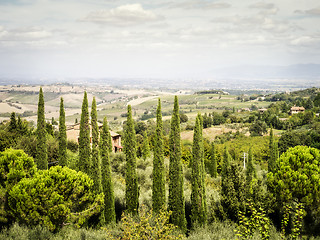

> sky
[0,0,319,79]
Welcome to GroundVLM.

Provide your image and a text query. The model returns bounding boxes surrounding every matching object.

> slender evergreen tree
[58,97,67,167]
[246,146,256,184]
[152,99,166,213]
[168,96,187,232]
[268,128,278,173]
[124,105,139,214]
[142,131,150,159]
[210,143,217,178]
[190,113,207,226]
[91,97,102,193]
[8,112,17,132]
[100,117,116,223]
[107,127,113,153]
[36,87,48,170]
[78,91,91,174]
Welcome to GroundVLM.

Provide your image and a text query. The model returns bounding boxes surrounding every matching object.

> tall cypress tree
[58,97,67,167]
[142,131,150,159]
[246,146,255,184]
[210,143,217,178]
[168,96,186,232]
[8,112,17,132]
[78,91,91,174]
[36,87,48,170]
[268,128,278,173]
[191,113,207,226]
[100,117,116,224]
[152,98,166,213]
[107,127,113,153]
[91,97,102,193]
[124,105,139,214]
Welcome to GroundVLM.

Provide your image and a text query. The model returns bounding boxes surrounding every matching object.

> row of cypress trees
[35,89,208,230]
[35,88,277,231]
[124,96,207,231]
[35,89,116,225]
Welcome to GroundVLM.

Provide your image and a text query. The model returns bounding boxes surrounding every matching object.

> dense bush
[8,166,104,231]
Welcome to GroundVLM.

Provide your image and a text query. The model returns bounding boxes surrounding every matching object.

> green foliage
[209,142,217,178]
[168,96,187,232]
[124,105,139,214]
[105,207,184,240]
[180,113,188,123]
[58,98,67,167]
[217,150,246,222]
[142,131,150,159]
[100,117,116,224]
[91,97,102,193]
[249,120,268,136]
[8,112,17,132]
[152,99,166,213]
[268,146,320,208]
[236,200,271,240]
[0,149,37,224]
[268,128,277,173]
[190,114,207,226]
[36,87,48,170]
[90,97,104,226]
[8,166,104,231]
[268,146,320,235]
[78,91,91,174]
[246,146,256,184]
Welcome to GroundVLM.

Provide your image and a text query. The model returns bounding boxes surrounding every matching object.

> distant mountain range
[0,64,319,91]
[211,64,320,79]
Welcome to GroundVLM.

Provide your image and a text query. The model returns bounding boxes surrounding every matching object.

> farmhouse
[66,123,122,152]
[290,106,305,115]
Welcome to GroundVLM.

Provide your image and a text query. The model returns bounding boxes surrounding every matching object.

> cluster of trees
[2,87,320,239]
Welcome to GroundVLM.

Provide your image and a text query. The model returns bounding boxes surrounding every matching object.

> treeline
[1,88,320,239]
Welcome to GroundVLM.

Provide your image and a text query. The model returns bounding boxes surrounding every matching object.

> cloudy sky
[0,0,319,79]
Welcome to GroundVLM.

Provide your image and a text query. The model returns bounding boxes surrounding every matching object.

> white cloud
[0,27,52,41]
[81,3,163,26]
[290,36,320,46]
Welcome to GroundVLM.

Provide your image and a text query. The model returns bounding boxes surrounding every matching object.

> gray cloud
[169,1,231,10]
[249,2,275,9]
[294,7,320,16]
[81,3,164,26]
[305,7,320,16]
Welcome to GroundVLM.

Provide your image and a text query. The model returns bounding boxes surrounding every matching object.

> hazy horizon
[0,0,320,79]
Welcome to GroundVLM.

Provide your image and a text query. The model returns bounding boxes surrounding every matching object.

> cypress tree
[124,105,139,214]
[210,143,217,178]
[78,91,91,174]
[107,127,113,153]
[152,98,166,213]
[168,96,187,232]
[36,87,48,170]
[268,128,277,173]
[142,131,150,159]
[221,145,232,181]
[91,97,102,193]
[246,146,255,184]
[58,97,67,167]
[191,113,207,226]
[100,117,116,224]
[8,112,17,132]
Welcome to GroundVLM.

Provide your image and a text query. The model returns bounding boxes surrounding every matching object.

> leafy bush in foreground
[8,166,104,231]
